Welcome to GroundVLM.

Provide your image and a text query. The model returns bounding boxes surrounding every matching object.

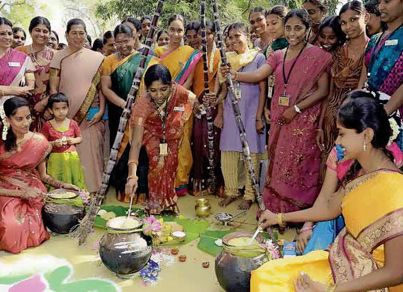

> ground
[0,192,295,292]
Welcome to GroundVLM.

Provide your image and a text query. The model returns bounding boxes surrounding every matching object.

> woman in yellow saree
[254,91,403,292]
[154,14,202,196]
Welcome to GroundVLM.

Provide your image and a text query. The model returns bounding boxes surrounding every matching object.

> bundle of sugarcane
[199,0,216,192]
[76,0,166,245]
[211,0,265,210]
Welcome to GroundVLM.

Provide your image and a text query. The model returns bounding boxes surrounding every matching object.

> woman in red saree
[229,9,332,214]
[0,97,78,254]
[125,64,196,214]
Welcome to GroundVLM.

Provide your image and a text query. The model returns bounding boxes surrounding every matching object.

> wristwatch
[294,104,302,114]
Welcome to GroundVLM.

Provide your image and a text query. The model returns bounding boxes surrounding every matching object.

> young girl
[317,15,346,53]
[41,93,86,190]
[216,22,266,210]
[317,1,369,172]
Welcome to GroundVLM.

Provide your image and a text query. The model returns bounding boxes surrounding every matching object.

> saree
[130,83,196,214]
[0,133,51,254]
[0,48,33,104]
[155,45,202,195]
[263,46,332,213]
[17,45,55,131]
[251,170,403,292]
[103,51,156,199]
[365,27,403,98]
[191,48,222,191]
[50,48,105,193]
[322,44,366,169]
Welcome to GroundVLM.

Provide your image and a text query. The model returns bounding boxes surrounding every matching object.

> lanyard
[282,42,307,93]
[153,95,171,143]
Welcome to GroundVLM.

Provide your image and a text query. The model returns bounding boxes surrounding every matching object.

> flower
[265,240,281,260]
[143,216,162,236]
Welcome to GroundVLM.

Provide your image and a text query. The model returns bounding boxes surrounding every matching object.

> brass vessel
[195,198,211,217]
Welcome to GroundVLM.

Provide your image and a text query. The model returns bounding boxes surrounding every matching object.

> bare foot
[219,196,238,207]
[238,199,253,210]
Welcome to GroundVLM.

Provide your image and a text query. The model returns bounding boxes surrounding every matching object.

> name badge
[8,62,21,67]
[385,39,398,46]
[174,106,184,112]
[159,143,168,156]
[278,95,290,107]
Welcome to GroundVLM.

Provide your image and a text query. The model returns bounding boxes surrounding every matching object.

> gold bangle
[277,213,284,225]
[128,160,138,166]
[127,175,138,181]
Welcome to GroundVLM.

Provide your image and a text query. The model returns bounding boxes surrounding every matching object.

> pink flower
[143,216,162,236]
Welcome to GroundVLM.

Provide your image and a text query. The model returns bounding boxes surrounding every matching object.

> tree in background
[0,0,41,29]
[95,0,341,26]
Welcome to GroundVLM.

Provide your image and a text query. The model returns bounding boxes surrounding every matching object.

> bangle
[277,213,284,225]
[127,175,138,181]
[128,160,138,166]
[294,104,302,114]
[233,71,238,81]
[316,128,323,132]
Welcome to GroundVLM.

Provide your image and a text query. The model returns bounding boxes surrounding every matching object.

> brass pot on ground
[195,198,211,217]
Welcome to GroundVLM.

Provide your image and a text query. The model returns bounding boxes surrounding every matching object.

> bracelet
[127,175,138,181]
[294,104,302,114]
[277,213,284,225]
[233,71,238,81]
[316,128,323,132]
[128,160,138,166]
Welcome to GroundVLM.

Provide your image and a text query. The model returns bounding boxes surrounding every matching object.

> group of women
[0,0,402,290]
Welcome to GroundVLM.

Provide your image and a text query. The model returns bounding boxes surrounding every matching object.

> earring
[363,142,367,151]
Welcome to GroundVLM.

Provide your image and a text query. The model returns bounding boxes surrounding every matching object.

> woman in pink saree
[0,97,78,254]
[228,9,332,214]
[0,17,35,104]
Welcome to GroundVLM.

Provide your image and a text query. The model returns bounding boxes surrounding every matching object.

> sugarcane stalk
[199,0,216,192]
[211,0,265,210]
[76,0,166,245]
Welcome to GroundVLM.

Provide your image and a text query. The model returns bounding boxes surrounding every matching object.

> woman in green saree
[101,24,156,202]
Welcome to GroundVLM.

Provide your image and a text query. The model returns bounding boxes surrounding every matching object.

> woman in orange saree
[50,18,105,194]
[254,93,403,292]
[0,97,78,254]
[154,14,202,196]
[125,64,196,214]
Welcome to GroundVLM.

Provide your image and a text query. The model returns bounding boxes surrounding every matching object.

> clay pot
[99,216,152,279]
[42,203,84,234]
[195,198,211,217]
[215,231,268,292]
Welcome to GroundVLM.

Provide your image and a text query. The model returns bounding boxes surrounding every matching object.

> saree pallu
[130,84,196,214]
[155,45,202,194]
[322,45,365,175]
[252,170,403,292]
[191,49,223,189]
[263,46,332,213]
[0,49,33,105]
[51,48,105,193]
[108,52,155,198]
[17,46,54,131]
[0,134,51,254]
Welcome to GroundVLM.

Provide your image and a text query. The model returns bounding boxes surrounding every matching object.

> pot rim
[106,216,143,233]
